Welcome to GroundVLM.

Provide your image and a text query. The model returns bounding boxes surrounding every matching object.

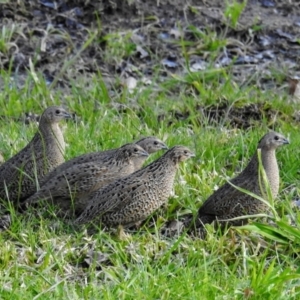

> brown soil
[1,0,300,126]
[1,0,300,83]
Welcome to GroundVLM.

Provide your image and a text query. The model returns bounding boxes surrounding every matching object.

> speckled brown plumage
[24,143,149,216]
[39,136,167,186]
[75,145,195,227]
[0,106,70,204]
[184,131,289,232]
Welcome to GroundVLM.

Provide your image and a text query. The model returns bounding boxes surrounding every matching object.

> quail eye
[274,136,279,141]
[184,150,188,154]
[154,141,158,145]
[134,148,138,152]
[55,110,60,114]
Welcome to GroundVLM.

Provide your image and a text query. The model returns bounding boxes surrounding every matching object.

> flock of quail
[0,106,290,237]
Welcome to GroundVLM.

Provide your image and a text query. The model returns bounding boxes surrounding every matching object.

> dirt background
[1,0,300,127]
[1,0,300,85]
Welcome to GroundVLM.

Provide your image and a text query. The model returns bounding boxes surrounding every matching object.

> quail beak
[189,152,196,158]
[140,150,149,157]
[160,143,169,150]
[63,111,72,119]
[282,138,290,145]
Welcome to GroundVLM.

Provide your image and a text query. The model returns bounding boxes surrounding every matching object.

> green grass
[0,69,300,299]
[1,19,300,300]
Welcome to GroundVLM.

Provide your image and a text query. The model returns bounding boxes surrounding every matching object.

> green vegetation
[1,4,300,299]
[0,64,300,299]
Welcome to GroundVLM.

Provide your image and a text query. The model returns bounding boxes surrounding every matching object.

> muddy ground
[1,0,300,125]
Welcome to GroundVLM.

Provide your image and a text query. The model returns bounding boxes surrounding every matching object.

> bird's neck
[158,156,178,184]
[166,157,180,183]
[170,156,180,167]
[245,148,279,197]
[133,157,147,170]
[148,155,178,174]
[38,122,65,152]
[261,149,279,197]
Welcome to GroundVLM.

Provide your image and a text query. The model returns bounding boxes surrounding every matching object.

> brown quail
[39,136,167,186]
[184,131,289,233]
[24,143,149,216]
[75,145,195,228]
[0,106,71,204]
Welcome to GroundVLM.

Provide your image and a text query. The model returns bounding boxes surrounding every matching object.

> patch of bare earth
[1,0,300,126]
